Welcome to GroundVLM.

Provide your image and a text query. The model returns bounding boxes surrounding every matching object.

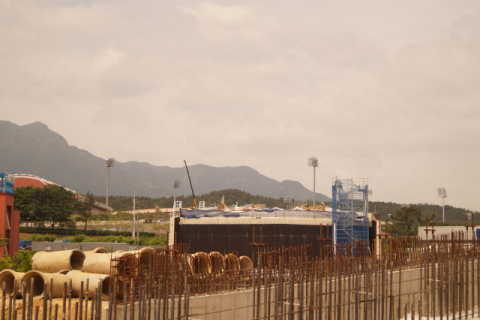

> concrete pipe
[187,252,211,275]
[224,254,240,272]
[65,271,111,300]
[22,271,69,300]
[32,250,86,273]
[83,252,133,276]
[57,270,70,275]
[0,269,25,298]
[83,247,108,255]
[239,256,253,270]
[133,247,156,265]
[208,252,225,274]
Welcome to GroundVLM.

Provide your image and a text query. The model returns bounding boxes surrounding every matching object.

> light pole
[308,157,318,206]
[105,158,115,207]
[283,198,292,210]
[173,180,181,215]
[437,187,447,223]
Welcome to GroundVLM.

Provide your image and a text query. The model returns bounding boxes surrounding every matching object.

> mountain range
[0,121,330,202]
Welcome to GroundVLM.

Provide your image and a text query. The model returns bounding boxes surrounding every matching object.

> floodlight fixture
[106,158,115,168]
[308,156,319,206]
[105,158,115,207]
[308,157,319,168]
[437,187,447,223]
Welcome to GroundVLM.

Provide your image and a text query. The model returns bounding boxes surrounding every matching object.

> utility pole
[173,180,180,216]
[308,157,318,206]
[132,190,136,239]
[105,158,115,207]
[437,188,447,223]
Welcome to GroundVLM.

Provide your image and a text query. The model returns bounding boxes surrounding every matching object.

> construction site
[1,178,480,319]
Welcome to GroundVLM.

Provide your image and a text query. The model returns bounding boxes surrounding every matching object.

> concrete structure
[31,241,163,252]
[417,225,478,240]
[171,215,378,263]
[101,261,476,320]
[0,173,20,257]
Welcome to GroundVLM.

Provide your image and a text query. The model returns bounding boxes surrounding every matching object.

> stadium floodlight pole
[437,187,447,223]
[173,180,181,215]
[308,157,319,206]
[132,190,136,239]
[105,158,115,207]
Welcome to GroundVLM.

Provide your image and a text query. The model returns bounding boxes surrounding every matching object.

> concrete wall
[418,225,478,240]
[31,241,130,252]
[103,261,473,320]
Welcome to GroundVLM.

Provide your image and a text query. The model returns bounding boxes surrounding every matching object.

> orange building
[0,173,20,257]
[13,174,112,213]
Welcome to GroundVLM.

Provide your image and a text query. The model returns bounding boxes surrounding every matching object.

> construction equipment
[184,160,197,208]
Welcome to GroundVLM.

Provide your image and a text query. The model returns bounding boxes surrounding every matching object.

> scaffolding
[332,178,369,247]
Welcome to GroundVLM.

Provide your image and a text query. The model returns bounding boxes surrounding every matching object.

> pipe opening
[101,277,110,296]
[70,250,86,270]
[0,273,15,295]
[23,273,45,298]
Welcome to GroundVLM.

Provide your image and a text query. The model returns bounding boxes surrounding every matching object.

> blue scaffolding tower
[332,178,369,247]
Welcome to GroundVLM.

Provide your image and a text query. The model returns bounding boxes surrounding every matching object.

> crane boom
[184,160,197,208]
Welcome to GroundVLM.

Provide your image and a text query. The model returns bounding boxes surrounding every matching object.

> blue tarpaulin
[19,240,31,249]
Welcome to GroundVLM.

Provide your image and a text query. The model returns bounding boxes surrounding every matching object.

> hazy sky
[1,0,479,210]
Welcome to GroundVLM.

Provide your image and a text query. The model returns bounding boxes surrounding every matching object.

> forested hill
[369,201,480,226]
[93,189,319,212]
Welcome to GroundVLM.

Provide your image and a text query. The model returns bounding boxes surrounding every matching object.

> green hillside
[368,201,480,226]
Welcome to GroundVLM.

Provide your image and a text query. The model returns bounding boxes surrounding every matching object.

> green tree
[11,250,36,272]
[75,192,95,230]
[13,186,36,225]
[389,205,423,236]
[14,185,78,228]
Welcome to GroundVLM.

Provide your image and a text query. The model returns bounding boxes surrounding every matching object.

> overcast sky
[1,0,479,211]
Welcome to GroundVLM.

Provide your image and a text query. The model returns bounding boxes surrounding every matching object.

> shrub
[11,250,37,272]
[139,236,167,246]
[72,234,86,242]
[43,234,57,242]
[30,234,45,241]
[0,257,12,271]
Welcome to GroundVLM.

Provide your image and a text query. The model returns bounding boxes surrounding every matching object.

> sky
[1,0,480,211]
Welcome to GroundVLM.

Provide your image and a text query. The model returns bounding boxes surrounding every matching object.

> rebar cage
[332,178,369,247]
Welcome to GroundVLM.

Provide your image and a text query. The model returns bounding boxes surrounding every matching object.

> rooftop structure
[0,173,15,195]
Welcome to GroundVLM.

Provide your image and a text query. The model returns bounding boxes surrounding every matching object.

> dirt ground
[7,297,110,320]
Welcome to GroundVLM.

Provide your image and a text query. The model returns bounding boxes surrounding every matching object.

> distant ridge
[0,120,330,202]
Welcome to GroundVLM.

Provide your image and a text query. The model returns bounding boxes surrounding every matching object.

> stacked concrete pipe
[22,271,69,299]
[224,253,240,272]
[208,252,225,274]
[132,247,155,265]
[83,251,133,276]
[239,256,253,270]
[0,269,25,298]
[32,250,86,273]
[65,270,110,300]
[187,252,212,275]
[83,247,108,255]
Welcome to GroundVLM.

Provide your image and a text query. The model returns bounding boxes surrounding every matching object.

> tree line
[93,189,303,211]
